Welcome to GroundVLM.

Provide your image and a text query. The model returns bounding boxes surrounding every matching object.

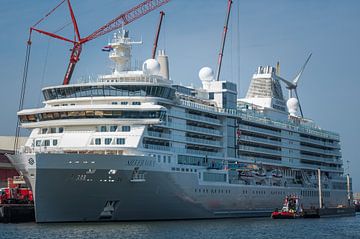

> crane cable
[14,37,32,152]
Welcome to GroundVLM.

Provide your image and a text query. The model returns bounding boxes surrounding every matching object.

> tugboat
[271,195,303,219]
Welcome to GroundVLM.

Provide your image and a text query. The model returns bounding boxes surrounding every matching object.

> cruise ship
[7,29,351,222]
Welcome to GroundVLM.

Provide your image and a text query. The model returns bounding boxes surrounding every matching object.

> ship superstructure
[7,29,351,222]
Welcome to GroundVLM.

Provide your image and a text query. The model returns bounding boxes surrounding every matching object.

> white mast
[318,168,322,209]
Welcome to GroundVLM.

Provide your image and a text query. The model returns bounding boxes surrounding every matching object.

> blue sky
[0,0,359,191]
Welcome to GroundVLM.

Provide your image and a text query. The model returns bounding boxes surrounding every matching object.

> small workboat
[271,195,303,219]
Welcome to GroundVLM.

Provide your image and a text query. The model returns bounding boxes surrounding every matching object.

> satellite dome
[199,67,215,81]
[287,97,299,116]
[143,59,160,75]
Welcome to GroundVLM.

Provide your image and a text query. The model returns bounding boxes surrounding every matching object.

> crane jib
[27,0,171,85]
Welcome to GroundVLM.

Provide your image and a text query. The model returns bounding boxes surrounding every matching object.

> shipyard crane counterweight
[29,0,170,85]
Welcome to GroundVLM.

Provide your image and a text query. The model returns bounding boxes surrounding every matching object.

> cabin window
[121,126,131,132]
[121,102,128,105]
[35,140,41,146]
[43,140,50,147]
[50,128,56,134]
[132,101,141,105]
[95,138,101,145]
[110,126,117,132]
[100,126,107,132]
[116,138,125,145]
[59,127,64,133]
[41,128,48,134]
[53,139,58,146]
[105,138,112,145]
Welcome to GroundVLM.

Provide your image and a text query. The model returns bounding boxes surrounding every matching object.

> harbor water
[0,213,359,239]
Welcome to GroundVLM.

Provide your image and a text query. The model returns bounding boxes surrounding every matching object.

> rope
[14,40,32,152]
[32,0,66,28]
[230,4,234,83]
[236,0,241,96]
[37,39,51,107]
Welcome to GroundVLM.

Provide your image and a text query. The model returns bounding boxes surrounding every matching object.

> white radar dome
[199,67,215,81]
[143,59,160,75]
[287,97,299,116]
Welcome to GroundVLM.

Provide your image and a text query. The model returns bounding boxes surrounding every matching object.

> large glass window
[20,110,166,123]
[43,85,175,101]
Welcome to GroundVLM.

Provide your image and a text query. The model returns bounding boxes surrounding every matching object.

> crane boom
[28,0,170,85]
[83,0,170,43]
[216,0,232,81]
[151,11,165,59]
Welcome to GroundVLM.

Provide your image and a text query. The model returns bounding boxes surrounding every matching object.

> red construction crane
[151,11,165,59]
[29,0,170,85]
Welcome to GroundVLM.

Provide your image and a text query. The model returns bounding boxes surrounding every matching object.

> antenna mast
[216,0,233,81]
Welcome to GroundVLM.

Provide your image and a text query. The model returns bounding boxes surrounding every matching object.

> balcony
[300,137,340,149]
[239,125,281,137]
[186,137,222,147]
[300,154,342,165]
[143,144,170,151]
[300,145,342,157]
[239,135,281,147]
[238,145,282,156]
[185,113,222,125]
[146,131,171,139]
[186,125,222,136]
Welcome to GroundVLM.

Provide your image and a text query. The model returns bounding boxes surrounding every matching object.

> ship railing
[157,121,223,136]
[98,74,170,85]
[146,131,171,139]
[143,144,171,151]
[186,137,222,147]
[183,148,223,157]
[300,154,342,164]
[185,113,222,125]
[236,155,282,165]
[239,135,281,146]
[300,145,342,157]
[179,99,340,141]
[238,125,281,137]
[300,137,340,148]
[143,144,223,157]
[186,125,222,136]
[238,145,282,156]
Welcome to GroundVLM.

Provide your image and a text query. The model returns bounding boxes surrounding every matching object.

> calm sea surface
[1,213,359,239]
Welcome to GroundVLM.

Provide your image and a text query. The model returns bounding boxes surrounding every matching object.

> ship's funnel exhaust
[157,50,169,80]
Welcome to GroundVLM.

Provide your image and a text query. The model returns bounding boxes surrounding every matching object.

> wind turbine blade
[293,53,312,85]
[294,89,304,118]
[275,75,294,88]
